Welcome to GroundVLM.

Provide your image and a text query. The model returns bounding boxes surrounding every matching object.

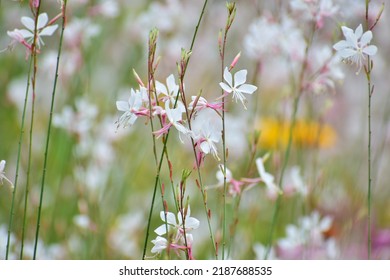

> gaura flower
[154,206,200,236]
[150,236,168,254]
[156,74,180,105]
[115,88,144,130]
[7,13,58,49]
[219,67,257,109]
[333,24,377,74]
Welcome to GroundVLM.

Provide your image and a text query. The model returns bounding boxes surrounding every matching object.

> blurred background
[1,0,390,259]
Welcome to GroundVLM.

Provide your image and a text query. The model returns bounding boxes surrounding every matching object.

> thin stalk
[367,73,372,259]
[219,2,236,260]
[20,65,36,259]
[33,1,67,259]
[5,57,33,260]
[9,1,44,260]
[264,23,316,259]
[141,1,209,259]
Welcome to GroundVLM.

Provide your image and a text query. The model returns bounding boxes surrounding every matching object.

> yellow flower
[257,117,336,150]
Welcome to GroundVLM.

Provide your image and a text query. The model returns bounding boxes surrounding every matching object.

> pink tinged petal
[37,13,49,29]
[21,16,35,31]
[363,45,377,56]
[360,31,373,47]
[219,82,233,93]
[238,84,257,94]
[234,69,248,87]
[40,25,58,36]
[116,101,129,112]
[223,67,233,87]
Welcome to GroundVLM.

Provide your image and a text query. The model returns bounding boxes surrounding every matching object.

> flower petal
[333,40,349,51]
[355,24,363,39]
[360,30,373,47]
[21,16,35,31]
[116,101,129,111]
[238,84,257,94]
[185,217,200,230]
[223,67,233,87]
[154,224,168,235]
[363,45,377,56]
[234,69,248,87]
[37,13,49,29]
[160,211,176,226]
[40,25,58,36]
[219,82,233,93]
[337,48,357,59]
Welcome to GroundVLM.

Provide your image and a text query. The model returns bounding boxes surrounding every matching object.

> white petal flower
[196,122,220,160]
[156,74,179,105]
[151,236,168,254]
[164,100,191,136]
[219,67,257,109]
[116,88,143,129]
[154,206,200,236]
[333,24,377,74]
[8,13,58,49]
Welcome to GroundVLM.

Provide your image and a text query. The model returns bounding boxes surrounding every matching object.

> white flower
[164,100,190,136]
[0,160,14,188]
[151,236,168,254]
[255,156,281,198]
[195,122,220,160]
[219,67,257,109]
[7,13,58,49]
[116,88,143,129]
[156,74,179,105]
[333,24,377,74]
[154,206,200,236]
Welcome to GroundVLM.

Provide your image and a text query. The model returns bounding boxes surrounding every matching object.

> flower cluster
[151,206,200,259]
[116,70,257,163]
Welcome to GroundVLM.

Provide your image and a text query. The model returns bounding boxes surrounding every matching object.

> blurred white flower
[290,0,338,28]
[0,160,13,188]
[7,13,58,49]
[333,24,377,74]
[255,156,281,199]
[151,236,168,254]
[219,67,257,109]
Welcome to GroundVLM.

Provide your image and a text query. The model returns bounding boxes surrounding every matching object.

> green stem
[33,1,67,259]
[5,58,33,260]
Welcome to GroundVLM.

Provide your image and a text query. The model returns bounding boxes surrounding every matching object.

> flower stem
[33,1,67,259]
[5,57,33,260]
